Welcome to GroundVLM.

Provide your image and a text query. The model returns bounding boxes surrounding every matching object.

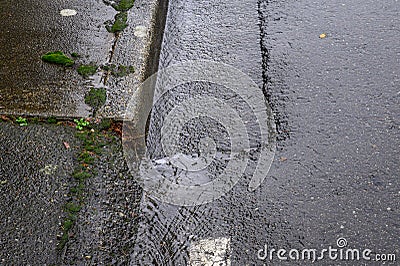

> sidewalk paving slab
[0,0,163,119]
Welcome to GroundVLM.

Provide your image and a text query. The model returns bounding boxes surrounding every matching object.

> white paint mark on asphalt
[189,237,231,266]
[60,9,77,17]
[134,26,147,38]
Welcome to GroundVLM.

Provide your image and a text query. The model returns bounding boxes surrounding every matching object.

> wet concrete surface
[131,0,399,264]
[0,0,162,119]
[0,0,113,117]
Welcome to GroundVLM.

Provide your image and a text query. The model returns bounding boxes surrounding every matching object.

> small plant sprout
[74,118,90,130]
[16,117,28,126]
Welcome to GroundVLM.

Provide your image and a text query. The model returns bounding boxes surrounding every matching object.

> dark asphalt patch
[0,121,143,264]
[0,122,77,264]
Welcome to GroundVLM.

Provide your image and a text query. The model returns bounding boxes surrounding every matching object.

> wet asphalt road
[131,0,399,265]
[0,121,143,265]
[0,123,78,264]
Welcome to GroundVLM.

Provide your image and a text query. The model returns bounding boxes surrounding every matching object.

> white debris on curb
[60,9,77,17]
[134,25,147,38]
[189,237,231,266]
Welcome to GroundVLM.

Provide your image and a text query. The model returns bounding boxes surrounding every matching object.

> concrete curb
[98,0,169,120]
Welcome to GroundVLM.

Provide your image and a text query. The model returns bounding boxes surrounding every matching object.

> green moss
[30,117,40,123]
[84,144,102,154]
[101,64,134,77]
[79,151,95,164]
[58,213,77,250]
[41,51,74,67]
[76,131,92,144]
[58,126,111,250]
[73,170,92,181]
[85,88,107,111]
[62,218,74,231]
[77,64,98,78]
[69,187,78,194]
[65,202,81,213]
[112,0,135,11]
[114,65,135,77]
[47,117,57,124]
[71,52,80,58]
[106,12,128,33]
[101,65,111,71]
[58,233,69,250]
[77,181,85,191]
[69,180,85,196]
[99,118,112,131]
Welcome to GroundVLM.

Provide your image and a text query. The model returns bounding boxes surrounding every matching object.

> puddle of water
[127,0,275,263]
[130,0,400,264]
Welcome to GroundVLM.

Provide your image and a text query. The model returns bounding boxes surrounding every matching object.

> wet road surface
[0,120,144,265]
[130,0,399,264]
[0,123,78,264]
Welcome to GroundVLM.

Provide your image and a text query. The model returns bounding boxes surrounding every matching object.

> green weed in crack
[74,118,90,131]
[58,124,115,251]
[77,64,98,78]
[105,12,128,33]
